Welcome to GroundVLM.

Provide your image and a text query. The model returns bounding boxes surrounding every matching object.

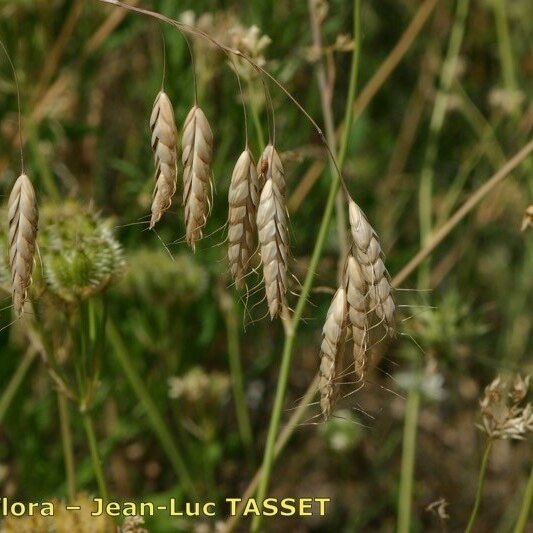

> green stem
[251,3,361,532]
[418,0,470,288]
[106,319,196,496]
[492,0,517,92]
[0,349,36,424]
[27,124,60,202]
[465,439,493,533]
[248,78,266,149]
[58,392,76,501]
[397,389,420,533]
[513,461,533,533]
[82,410,109,502]
[223,296,254,461]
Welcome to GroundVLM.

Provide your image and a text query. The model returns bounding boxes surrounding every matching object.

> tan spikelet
[319,287,347,420]
[256,178,288,319]
[8,174,38,316]
[344,255,369,382]
[257,144,285,196]
[228,149,260,288]
[149,90,178,229]
[348,199,395,335]
[182,105,213,249]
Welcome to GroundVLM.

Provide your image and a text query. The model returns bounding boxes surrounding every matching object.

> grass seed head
[345,255,369,382]
[348,198,395,336]
[149,90,178,229]
[8,173,38,316]
[258,143,285,196]
[256,178,288,318]
[228,149,260,288]
[182,105,214,250]
[319,287,347,420]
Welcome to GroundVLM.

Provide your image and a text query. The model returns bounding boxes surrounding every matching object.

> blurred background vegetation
[0,0,531,531]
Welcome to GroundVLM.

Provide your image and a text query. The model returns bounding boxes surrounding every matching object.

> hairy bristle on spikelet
[8,174,38,316]
[256,178,288,319]
[228,149,260,288]
[182,105,213,250]
[348,199,395,336]
[258,144,285,196]
[345,255,369,382]
[319,287,347,420]
[149,90,178,229]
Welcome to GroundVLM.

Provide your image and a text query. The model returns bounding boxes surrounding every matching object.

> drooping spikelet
[319,287,347,420]
[8,173,38,316]
[344,255,369,382]
[256,178,288,319]
[228,149,260,288]
[182,105,214,250]
[348,199,395,335]
[149,90,178,229]
[258,144,285,196]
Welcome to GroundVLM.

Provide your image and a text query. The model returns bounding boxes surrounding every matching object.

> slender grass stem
[106,319,196,496]
[224,375,319,532]
[492,0,517,92]
[0,348,36,424]
[82,410,109,502]
[248,78,266,149]
[514,461,533,533]
[308,0,349,269]
[251,3,361,531]
[223,296,254,462]
[409,4,471,510]
[397,389,420,533]
[27,124,60,202]
[418,0,470,288]
[58,392,76,501]
[465,439,493,533]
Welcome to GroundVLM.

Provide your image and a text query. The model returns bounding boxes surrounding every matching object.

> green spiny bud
[39,201,124,302]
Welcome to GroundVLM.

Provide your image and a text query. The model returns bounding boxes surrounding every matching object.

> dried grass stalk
[258,144,285,196]
[345,255,369,382]
[319,287,347,420]
[228,149,260,288]
[256,178,288,318]
[8,174,38,316]
[182,105,214,249]
[348,199,395,335]
[149,90,178,229]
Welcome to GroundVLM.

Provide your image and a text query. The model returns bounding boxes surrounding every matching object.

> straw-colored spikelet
[228,149,260,288]
[182,105,213,249]
[348,199,395,335]
[256,178,288,318]
[149,90,178,229]
[258,144,285,196]
[8,174,38,316]
[319,287,347,420]
[345,255,368,382]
